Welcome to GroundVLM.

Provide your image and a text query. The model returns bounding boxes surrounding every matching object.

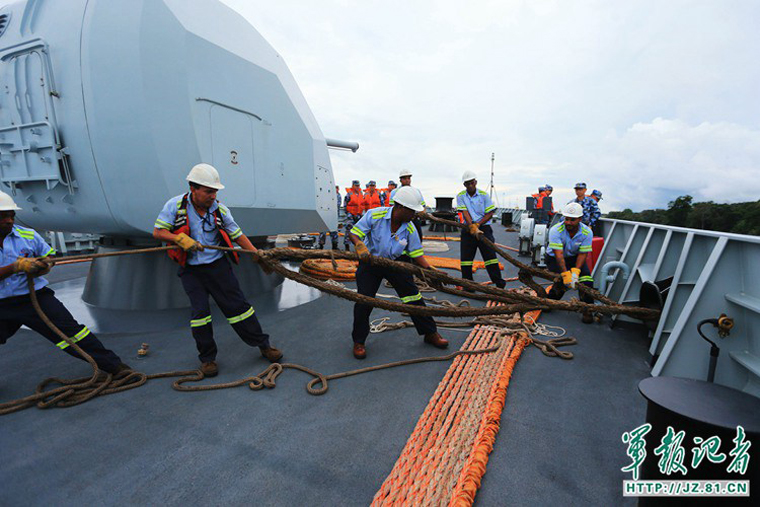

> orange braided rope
[300,256,504,280]
[372,303,536,505]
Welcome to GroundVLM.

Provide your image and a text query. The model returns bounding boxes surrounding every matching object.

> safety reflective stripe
[42,247,56,257]
[456,206,467,210]
[457,190,466,196]
[401,293,422,303]
[388,199,395,205]
[372,210,388,219]
[408,248,424,258]
[578,246,593,252]
[190,316,212,327]
[229,228,243,240]
[227,307,254,324]
[155,219,172,230]
[557,225,565,232]
[460,261,474,266]
[478,190,488,195]
[218,205,228,216]
[56,326,90,349]
[484,258,499,266]
[485,205,496,213]
[17,231,34,240]
[549,242,564,249]
[406,223,415,234]
[350,227,366,239]
[579,276,594,282]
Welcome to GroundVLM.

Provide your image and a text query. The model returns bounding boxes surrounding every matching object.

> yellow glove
[561,270,573,287]
[468,223,481,236]
[175,233,203,252]
[355,241,370,261]
[570,267,580,289]
[13,257,44,275]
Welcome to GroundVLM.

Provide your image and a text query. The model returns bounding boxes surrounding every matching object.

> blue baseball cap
[591,189,603,199]
[574,182,587,189]
[352,180,360,186]
[368,180,376,186]
[544,184,553,191]
[538,186,545,192]
[388,180,396,187]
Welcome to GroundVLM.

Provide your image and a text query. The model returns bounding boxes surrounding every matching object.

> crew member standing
[456,171,506,288]
[153,163,282,377]
[588,189,603,236]
[0,192,130,375]
[343,180,365,251]
[363,181,382,211]
[381,180,397,207]
[568,182,600,232]
[545,202,595,323]
[318,185,340,250]
[347,187,448,359]
[390,170,426,241]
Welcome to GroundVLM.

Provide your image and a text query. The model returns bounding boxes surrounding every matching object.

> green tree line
[606,196,760,236]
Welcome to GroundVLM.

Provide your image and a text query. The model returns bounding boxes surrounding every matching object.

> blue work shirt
[388,187,426,207]
[547,222,593,258]
[155,194,244,266]
[0,226,56,298]
[350,207,424,260]
[456,189,496,222]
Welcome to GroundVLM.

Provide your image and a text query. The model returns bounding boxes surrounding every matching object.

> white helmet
[562,202,584,218]
[186,163,225,190]
[399,169,413,178]
[462,170,477,183]
[392,186,424,212]
[0,191,22,211]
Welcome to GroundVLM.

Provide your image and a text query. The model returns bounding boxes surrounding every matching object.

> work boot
[201,361,218,377]
[353,343,367,359]
[424,332,449,349]
[582,310,594,324]
[260,346,283,362]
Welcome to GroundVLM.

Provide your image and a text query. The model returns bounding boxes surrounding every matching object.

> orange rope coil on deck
[300,256,504,280]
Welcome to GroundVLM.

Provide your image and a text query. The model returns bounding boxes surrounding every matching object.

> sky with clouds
[220,0,760,212]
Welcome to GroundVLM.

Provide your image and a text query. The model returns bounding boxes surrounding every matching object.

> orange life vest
[167,193,239,267]
[531,193,544,209]
[363,190,381,211]
[345,188,364,216]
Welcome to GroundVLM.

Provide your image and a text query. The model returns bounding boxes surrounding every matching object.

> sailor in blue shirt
[153,163,282,377]
[347,186,448,359]
[456,171,505,288]
[390,170,426,241]
[589,189,603,235]
[0,192,128,374]
[546,202,595,323]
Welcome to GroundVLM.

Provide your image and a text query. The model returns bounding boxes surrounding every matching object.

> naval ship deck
[0,226,651,505]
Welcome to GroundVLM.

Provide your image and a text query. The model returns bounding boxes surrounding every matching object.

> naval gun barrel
[326,138,360,152]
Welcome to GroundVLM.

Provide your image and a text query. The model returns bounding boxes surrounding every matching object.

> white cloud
[221,0,760,211]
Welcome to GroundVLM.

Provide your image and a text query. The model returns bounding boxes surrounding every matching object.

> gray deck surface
[0,226,650,506]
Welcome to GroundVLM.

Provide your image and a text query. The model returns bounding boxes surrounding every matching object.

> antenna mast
[489,152,499,206]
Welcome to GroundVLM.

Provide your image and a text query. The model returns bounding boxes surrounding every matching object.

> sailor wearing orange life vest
[363,180,382,211]
[153,164,282,377]
[343,180,365,251]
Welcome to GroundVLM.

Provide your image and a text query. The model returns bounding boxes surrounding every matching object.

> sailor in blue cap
[568,182,600,233]
[380,180,397,207]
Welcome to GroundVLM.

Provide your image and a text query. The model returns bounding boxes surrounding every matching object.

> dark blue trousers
[460,224,505,288]
[179,258,270,362]
[352,262,436,344]
[545,254,595,304]
[0,287,123,373]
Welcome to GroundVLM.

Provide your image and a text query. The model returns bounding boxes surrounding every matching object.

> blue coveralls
[155,196,270,362]
[349,207,436,344]
[0,226,123,372]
